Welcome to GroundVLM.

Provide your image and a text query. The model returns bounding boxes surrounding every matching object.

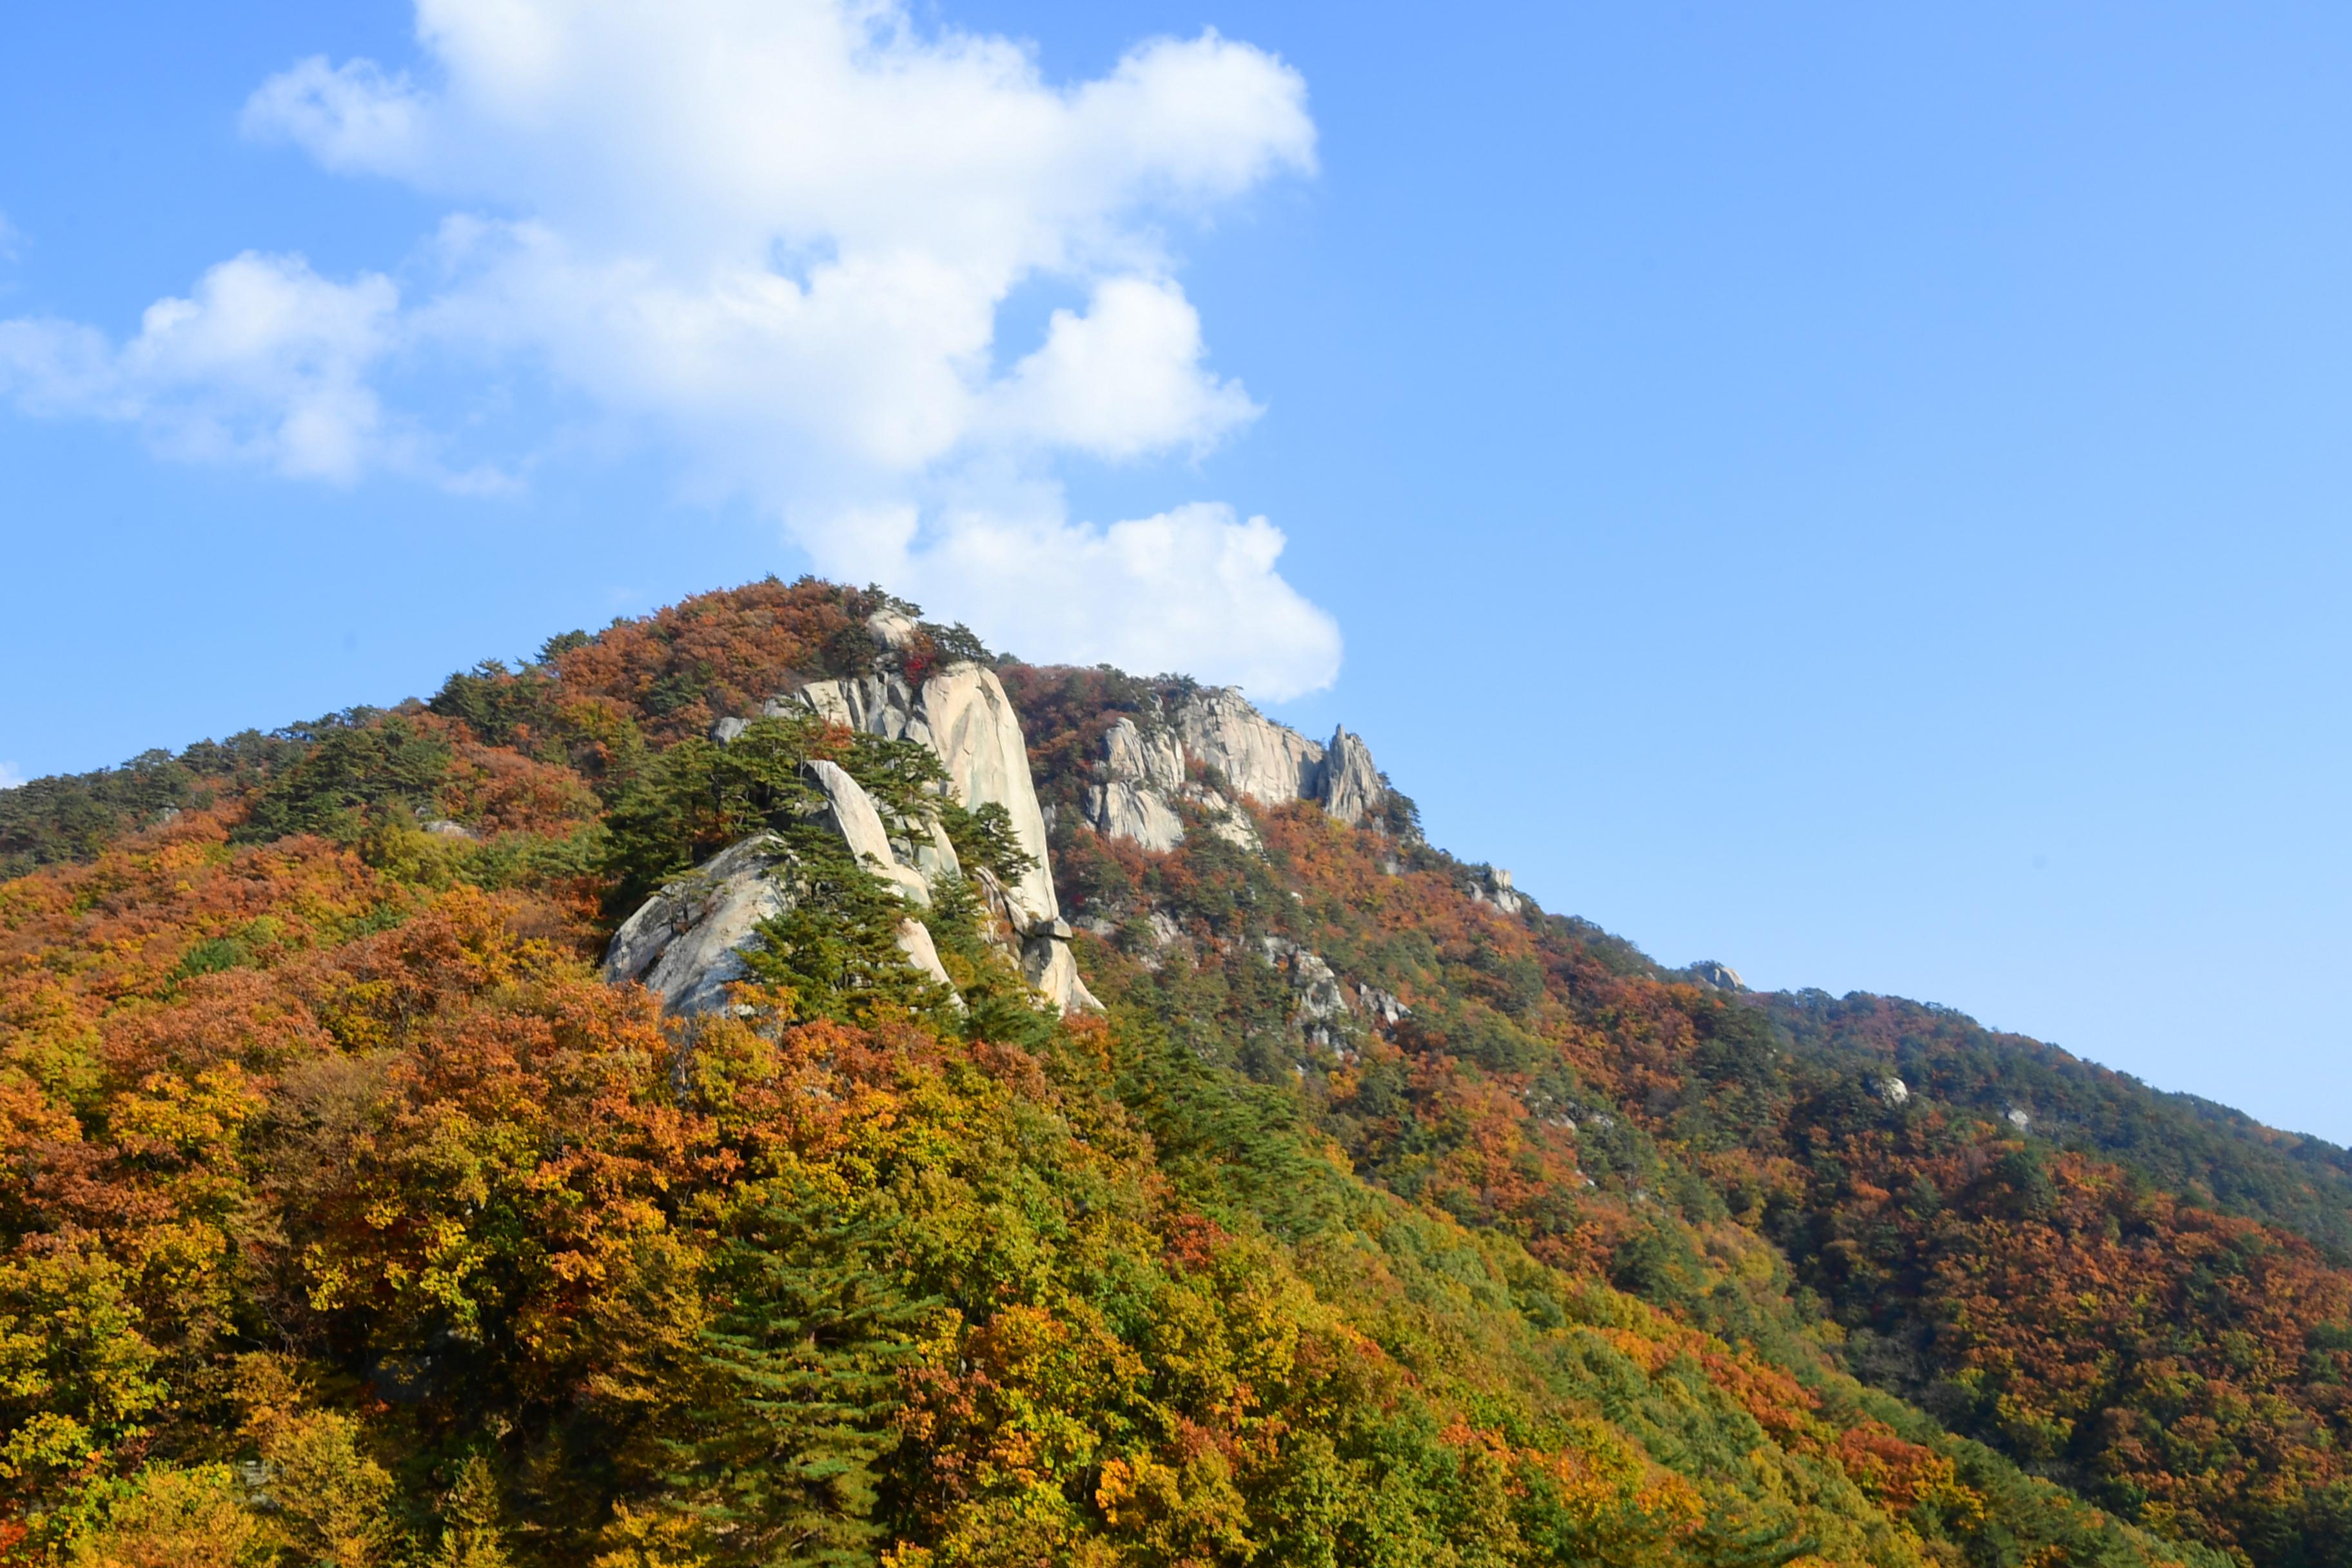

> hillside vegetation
[1,579,2342,1568]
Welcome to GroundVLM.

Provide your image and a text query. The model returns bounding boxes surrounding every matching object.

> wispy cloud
[0,1,1342,696]
[0,761,25,790]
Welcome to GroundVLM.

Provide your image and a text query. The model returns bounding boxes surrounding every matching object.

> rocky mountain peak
[603,624,1099,1015]
[1084,685,1391,850]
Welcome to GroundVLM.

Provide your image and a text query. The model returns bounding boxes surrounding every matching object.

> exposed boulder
[1468,866,1526,916]
[784,663,1058,930]
[1259,936,1353,1026]
[894,917,956,994]
[1690,960,1746,992]
[1105,715,1185,792]
[1245,936,1363,1055]
[1087,781,1185,854]
[1875,1075,1911,1106]
[603,833,794,1016]
[767,652,1095,1013]
[803,758,933,907]
[867,609,919,650]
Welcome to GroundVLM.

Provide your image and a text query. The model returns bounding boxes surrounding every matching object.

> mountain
[2,577,2345,1568]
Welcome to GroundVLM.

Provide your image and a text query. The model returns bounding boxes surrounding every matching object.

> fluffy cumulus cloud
[0,253,407,482]
[0,0,1343,695]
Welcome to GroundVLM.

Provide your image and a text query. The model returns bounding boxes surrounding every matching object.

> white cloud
[857,502,1341,700]
[993,277,1258,459]
[0,0,1341,694]
[0,251,407,482]
[0,762,24,790]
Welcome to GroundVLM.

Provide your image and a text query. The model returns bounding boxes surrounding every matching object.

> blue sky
[4,3,2349,1140]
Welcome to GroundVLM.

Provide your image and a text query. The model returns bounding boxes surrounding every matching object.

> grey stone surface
[1087,779,1186,852]
[1318,726,1384,827]
[1469,866,1526,916]
[1104,716,1186,792]
[1173,687,1326,807]
[762,637,1093,1013]
[895,916,956,992]
[803,758,932,906]
[602,833,794,1016]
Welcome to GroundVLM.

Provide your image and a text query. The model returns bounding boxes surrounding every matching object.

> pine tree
[432,1453,511,1568]
[739,824,951,1026]
[667,1183,931,1567]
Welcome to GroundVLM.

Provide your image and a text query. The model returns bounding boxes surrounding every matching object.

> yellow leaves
[59,1463,271,1568]
[257,1409,404,1568]
[0,1250,165,1505]
[110,1066,261,1164]
[1602,1325,1675,1374]
[1093,1445,1255,1564]
[1832,1424,1983,1522]
[589,1501,709,1568]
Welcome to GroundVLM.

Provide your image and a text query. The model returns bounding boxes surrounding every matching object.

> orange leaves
[433,728,600,838]
[547,578,880,745]
[1832,1424,1977,1518]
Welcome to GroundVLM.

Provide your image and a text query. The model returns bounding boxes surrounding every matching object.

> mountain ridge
[1,576,2344,1568]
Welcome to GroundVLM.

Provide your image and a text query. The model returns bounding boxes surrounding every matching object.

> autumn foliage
[0,579,2318,1568]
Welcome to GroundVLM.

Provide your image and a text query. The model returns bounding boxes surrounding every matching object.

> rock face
[780,661,1094,1013]
[1318,727,1384,827]
[1085,718,1187,853]
[1466,867,1525,916]
[783,664,1058,934]
[1175,689,1326,808]
[611,640,1098,1015]
[1690,961,1745,993]
[603,834,795,1017]
[1084,689,1390,852]
[803,758,933,907]
[600,761,965,1015]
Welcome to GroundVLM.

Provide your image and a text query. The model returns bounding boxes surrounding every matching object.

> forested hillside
[1,578,2343,1568]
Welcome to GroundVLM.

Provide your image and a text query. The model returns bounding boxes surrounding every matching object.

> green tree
[739,825,951,1025]
[667,1182,932,1567]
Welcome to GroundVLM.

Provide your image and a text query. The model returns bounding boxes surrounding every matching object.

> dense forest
[3,578,2346,1568]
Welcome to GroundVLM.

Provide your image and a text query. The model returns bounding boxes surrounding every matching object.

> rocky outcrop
[1318,727,1383,827]
[603,834,795,1016]
[643,643,1099,1015]
[1085,689,1389,852]
[1088,779,1185,854]
[1175,689,1326,808]
[600,762,965,1015]
[1260,937,1351,1026]
[1358,983,1409,1026]
[1468,866,1525,916]
[1690,961,1745,992]
[803,758,934,907]
[1084,718,1186,853]
[783,663,1059,936]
